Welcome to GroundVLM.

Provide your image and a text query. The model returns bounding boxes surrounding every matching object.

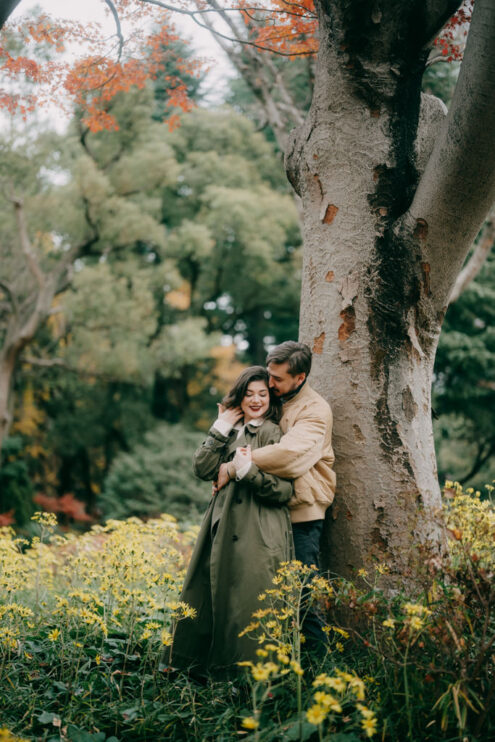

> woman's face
[241,380,270,423]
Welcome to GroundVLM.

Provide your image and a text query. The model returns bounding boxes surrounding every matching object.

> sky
[8,0,233,130]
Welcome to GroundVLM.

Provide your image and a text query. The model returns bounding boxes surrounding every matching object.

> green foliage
[2,488,493,741]
[433,251,495,488]
[0,436,34,524]
[151,37,205,121]
[422,61,460,107]
[99,423,209,521]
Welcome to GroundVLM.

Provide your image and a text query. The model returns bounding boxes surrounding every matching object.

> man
[218,341,336,644]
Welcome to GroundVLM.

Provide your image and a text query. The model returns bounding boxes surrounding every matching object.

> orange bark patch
[338,306,356,341]
[421,262,431,296]
[322,204,339,224]
[414,218,428,240]
[312,332,325,354]
[370,108,380,118]
[325,270,335,282]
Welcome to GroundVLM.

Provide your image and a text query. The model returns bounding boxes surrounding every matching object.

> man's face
[267,361,305,397]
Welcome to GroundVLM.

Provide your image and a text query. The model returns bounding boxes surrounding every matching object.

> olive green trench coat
[170,419,294,675]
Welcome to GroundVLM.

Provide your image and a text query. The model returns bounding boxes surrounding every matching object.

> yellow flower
[241,717,259,730]
[376,563,390,575]
[403,602,431,617]
[313,692,342,713]
[251,664,271,682]
[256,648,268,658]
[357,704,375,719]
[313,673,331,687]
[408,616,424,631]
[306,705,327,725]
[357,568,368,578]
[290,660,304,676]
[332,626,350,638]
[349,677,366,701]
[326,676,346,693]
[47,628,60,642]
[382,618,395,628]
[95,654,101,665]
[361,716,378,737]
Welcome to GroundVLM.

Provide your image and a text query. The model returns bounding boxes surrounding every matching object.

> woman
[170,366,294,677]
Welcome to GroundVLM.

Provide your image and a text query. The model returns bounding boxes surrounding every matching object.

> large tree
[169,0,495,577]
[285,0,495,576]
[3,1,495,578]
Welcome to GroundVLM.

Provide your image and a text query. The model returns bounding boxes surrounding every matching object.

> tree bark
[0,0,22,29]
[449,210,494,303]
[0,352,16,459]
[284,0,495,578]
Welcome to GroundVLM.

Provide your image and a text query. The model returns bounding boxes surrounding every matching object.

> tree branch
[12,195,45,291]
[0,281,19,317]
[449,209,494,303]
[422,0,464,47]
[137,0,314,56]
[103,0,125,61]
[0,0,22,30]
[21,356,68,368]
[406,0,495,308]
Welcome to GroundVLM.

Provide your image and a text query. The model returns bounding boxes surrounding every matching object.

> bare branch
[21,356,68,368]
[449,209,495,303]
[137,0,314,56]
[0,281,19,317]
[103,0,125,61]
[12,196,45,291]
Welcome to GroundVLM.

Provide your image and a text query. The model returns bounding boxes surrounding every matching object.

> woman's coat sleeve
[192,426,229,481]
[241,463,293,505]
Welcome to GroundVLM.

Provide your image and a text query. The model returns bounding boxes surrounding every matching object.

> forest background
[0,0,494,532]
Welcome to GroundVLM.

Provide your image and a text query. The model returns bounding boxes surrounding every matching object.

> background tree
[434,247,495,489]
[0,64,301,519]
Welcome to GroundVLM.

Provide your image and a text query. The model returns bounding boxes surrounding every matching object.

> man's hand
[233,445,252,471]
[214,462,231,494]
[217,403,243,427]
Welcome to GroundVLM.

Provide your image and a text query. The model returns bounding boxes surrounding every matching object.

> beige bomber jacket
[251,382,336,522]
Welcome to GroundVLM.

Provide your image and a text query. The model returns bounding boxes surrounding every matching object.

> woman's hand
[233,445,252,472]
[217,403,243,427]
[214,462,234,494]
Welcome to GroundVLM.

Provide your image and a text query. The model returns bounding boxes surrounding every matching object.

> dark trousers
[292,520,325,646]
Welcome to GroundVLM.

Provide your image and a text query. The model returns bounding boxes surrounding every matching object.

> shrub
[0,436,34,526]
[325,482,495,741]
[99,423,209,522]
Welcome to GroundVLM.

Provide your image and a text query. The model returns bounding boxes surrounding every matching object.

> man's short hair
[266,341,312,377]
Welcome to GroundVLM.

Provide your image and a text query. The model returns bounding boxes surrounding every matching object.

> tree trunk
[286,0,495,578]
[0,352,16,462]
[0,0,22,29]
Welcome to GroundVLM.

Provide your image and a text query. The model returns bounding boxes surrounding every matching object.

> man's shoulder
[290,383,331,419]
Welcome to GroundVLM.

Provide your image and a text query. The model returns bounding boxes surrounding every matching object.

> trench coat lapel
[225,422,261,458]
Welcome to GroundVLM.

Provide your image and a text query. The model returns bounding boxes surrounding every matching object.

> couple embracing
[171,341,336,676]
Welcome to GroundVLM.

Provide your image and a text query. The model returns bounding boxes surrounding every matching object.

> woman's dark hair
[222,365,281,423]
